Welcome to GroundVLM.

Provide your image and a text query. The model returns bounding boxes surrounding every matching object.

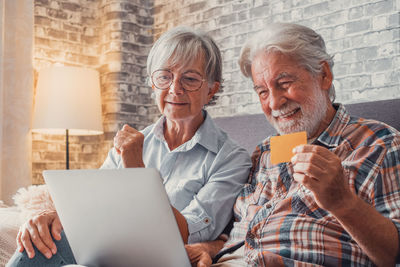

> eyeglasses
[151,69,206,91]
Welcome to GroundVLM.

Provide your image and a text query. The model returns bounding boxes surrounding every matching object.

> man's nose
[268,88,287,110]
[168,77,184,95]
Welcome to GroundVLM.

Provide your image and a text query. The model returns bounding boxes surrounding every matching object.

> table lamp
[32,66,103,169]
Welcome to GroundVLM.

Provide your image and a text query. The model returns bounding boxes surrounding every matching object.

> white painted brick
[84,27,95,36]
[393,56,400,69]
[139,86,150,94]
[291,9,303,20]
[221,95,231,106]
[32,0,400,183]
[351,35,364,47]
[274,1,284,12]
[138,106,147,116]
[387,70,400,84]
[348,6,363,20]
[329,0,348,10]
[333,80,341,92]
[69,13,81,24]
[109,41,120,51]
[333,24,346,38]
[50,20,62,30]
[334,52,343,62]
[377,42,396,57]
[50,0,60,9]
[371,73,387,86]
[35,6,47,16]
[349,62,364,74]
[35,27,46,37]
[253,0,264,7]
[108,61,121,72]
[372,16,387,31]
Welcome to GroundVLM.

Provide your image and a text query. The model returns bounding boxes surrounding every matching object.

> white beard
[267,89,329,137]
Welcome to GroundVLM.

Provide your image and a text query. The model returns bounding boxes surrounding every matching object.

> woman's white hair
[239,22,335,101]
[147,26,221,83]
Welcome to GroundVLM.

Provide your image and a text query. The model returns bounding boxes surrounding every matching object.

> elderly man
[186,22,400,267]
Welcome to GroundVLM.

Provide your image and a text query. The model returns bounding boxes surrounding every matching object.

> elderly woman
[7,27,251,266]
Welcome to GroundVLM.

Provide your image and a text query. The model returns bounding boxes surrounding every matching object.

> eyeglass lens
[152,70,203,91]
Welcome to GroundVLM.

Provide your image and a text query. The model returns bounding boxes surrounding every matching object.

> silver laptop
[43,168,191,267]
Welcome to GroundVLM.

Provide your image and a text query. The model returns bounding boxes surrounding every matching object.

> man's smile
[274,107,301,120]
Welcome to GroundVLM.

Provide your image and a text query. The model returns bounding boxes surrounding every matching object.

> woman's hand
[16,210,63,259]
[114,124,145,168]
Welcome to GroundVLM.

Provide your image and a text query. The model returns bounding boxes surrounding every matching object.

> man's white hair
[239,22,335,101]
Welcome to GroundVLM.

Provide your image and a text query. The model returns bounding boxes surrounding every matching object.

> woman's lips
[165,101,188,105]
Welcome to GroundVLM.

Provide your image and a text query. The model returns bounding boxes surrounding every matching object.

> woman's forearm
[172,206,189,244]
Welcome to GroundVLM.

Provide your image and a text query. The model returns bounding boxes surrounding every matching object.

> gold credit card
[270,131,307,164]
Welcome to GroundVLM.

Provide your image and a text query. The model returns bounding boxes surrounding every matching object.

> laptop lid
[43,168,191,267]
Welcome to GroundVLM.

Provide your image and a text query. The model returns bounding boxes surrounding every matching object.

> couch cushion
[214,99,400,153]
[0,207,21,265]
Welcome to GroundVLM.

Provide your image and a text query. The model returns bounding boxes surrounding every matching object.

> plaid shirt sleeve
[225,104,400,266]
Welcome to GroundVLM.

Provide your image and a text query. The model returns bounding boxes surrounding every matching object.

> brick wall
[152,0,400,117]
[33,0,102,184]
[31,0,399,183]
[32,0,156,184]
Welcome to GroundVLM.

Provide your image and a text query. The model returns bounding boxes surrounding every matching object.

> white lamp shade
[32,66,103,135]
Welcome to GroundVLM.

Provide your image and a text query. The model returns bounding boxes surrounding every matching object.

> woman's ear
[150,85,156,99]
[207,82,220,102]
[320,61,333,91]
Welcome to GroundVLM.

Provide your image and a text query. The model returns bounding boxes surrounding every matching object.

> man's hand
[291,144,399,266]
[114,124,145,168]
[16,210,62,259]
[185,239,225,267]
[291,144,353,213]
[185,243,213,267]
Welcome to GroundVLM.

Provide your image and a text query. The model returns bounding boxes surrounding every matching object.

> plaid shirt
[226,104,400,266]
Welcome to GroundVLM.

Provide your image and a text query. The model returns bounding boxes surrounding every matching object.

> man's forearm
[332,193,399,266]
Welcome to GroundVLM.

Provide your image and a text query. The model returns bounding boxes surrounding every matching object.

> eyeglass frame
[151,69,207,92]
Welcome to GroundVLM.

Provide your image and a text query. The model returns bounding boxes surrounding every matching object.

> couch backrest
[214,98,400,154]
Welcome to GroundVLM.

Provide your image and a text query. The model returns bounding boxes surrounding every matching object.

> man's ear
[208,82,220,101]
[320,61,333,91]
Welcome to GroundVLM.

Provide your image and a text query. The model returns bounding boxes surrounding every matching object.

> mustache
[271,102,301,117]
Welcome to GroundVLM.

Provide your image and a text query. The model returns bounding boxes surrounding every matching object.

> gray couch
[1,98,399,265]
[214,99,400,154]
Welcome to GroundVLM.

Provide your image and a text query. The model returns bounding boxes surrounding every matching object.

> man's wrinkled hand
[291,144,353,213]
[185,243,213,267]
[16,210,62,259]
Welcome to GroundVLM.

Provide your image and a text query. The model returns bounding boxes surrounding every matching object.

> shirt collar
[315,103,350,148]
[150,110,219,153]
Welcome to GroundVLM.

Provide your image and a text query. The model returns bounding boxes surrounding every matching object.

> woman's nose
[168,77,184,95]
